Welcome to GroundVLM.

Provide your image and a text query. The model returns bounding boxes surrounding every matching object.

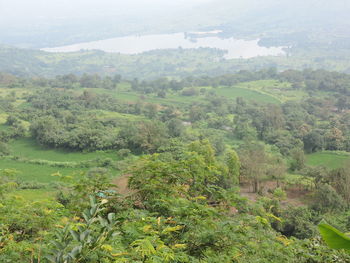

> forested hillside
[2,45,350,79]
[1,69,350,261]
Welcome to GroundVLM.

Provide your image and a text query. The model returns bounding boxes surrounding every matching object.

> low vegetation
[0,69,350,261]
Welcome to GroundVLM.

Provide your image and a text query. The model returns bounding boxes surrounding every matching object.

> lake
[42,32,286,59]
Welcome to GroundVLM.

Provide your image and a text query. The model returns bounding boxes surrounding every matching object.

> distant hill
[1,0,349,49]
[196,0,350,47]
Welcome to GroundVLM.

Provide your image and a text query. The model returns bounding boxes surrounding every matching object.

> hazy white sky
[0,0,212,21]
[1,0,348,27]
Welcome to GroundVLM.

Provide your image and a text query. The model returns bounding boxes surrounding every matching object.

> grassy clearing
[82,81,287,106]
[0,158,86,183]
[87,88,205,106]
[4,138,121,184]
[236,79,287,89]
[306,151,350,169]
[0,124,10,131]
[216,86,280,104]
[158,93,204,105]
[9,189,56,201]
[234,80,309,102]
[10,138,118,162]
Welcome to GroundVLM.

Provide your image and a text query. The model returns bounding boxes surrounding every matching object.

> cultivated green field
[234,80,309,102]
[9,189,55,201]
[87,88,205,106]
[0,158,86,183]
[216,86,280,104]
[306,152,350,169]
[10,138,118,162]
[1,138,121,184]
[88,83,283,106]
[70,80,315,107]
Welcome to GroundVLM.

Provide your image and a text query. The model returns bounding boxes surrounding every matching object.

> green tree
[167,118,185,137]
[224,149,240,186]
[240,144,269,193]
[290,148,306,171]
[303,131,324,153]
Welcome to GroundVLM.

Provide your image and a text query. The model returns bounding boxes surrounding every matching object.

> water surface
[42,32,286,59]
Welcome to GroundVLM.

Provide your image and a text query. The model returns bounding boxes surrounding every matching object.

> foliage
[0,141,10,156]
[312,184,346,213]
[318,222,350,251]
[46,196,118,263]
[1,68,350,262]
[224,149,240,186]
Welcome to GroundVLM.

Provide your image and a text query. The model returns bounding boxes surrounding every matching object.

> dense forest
[0,68,350,261]
[2,44,350,80]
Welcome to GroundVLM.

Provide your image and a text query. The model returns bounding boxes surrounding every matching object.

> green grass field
[0,158,86,183]
[0,123,10,131]
[9,189,56,201]
[10,138,118,162]
[306,152,350,169]
[86,88,205,106]
[80,80,303,106]
[1,138,121,184]
[216,86,280,104]
[233,79,310,103]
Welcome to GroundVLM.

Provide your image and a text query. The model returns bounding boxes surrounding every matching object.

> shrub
[117,148,131,158]
[312,184,346,213]
[0,141,10,156]
[181,88,199,96]
[273,187,287,201]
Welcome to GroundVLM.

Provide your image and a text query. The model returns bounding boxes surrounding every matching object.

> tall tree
[225,149,240,186]
[240,144,269,193]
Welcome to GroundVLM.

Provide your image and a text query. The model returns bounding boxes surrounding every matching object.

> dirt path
[112,174,134,196]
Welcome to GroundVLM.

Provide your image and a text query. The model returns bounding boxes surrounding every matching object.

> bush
[17,181,47,189]
[278,206,318,239]
[117,148,131,158]
[0,141,10,156]
[273,187,287,201]
[312,183,346,213]
[157,90,166,98]
[181,88,199,96]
